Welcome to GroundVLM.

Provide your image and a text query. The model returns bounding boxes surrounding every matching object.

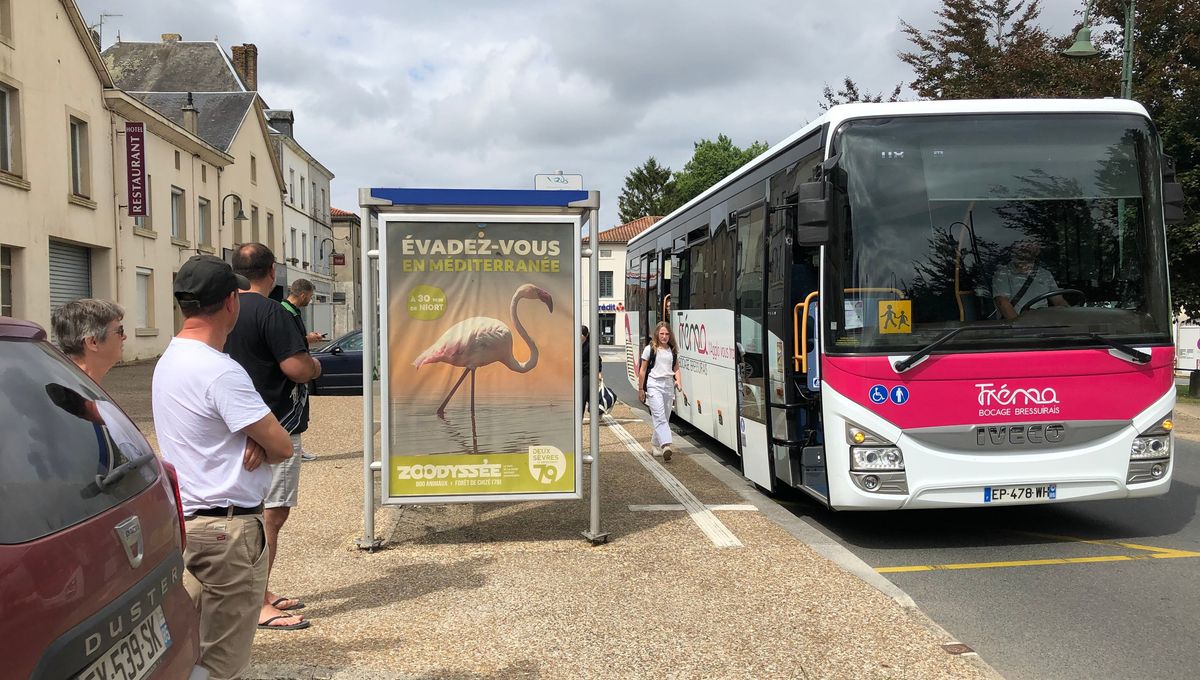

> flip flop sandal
[271,596,306,611]
[258,615,310,631]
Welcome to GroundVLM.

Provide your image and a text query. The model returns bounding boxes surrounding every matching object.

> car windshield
[825,113,1171,354]
[0,340,157,544]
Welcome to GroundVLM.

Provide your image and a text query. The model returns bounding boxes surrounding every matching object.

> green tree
[617,156,675,224]
[899,0,1114,99]
[671,134,770,208]
[819,77,903,110]
[1089,0,1200,317]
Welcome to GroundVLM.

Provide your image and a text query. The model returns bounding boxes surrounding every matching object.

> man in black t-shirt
[281,278,322,461]
[226,243,321,631]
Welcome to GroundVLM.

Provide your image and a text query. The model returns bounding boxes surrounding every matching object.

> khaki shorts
[265,434,302,508]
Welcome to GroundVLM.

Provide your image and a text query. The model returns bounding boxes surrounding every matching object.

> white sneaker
[300,450,317,462]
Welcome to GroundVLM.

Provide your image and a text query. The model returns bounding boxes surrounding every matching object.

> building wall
[109,107,231,359]
[331,212,361,338]
[225,108,284,259]
[580,243,628,347]
[0,0,116,328]
[277,136,333,336]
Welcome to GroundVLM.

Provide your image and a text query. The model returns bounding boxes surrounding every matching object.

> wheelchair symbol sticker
[890,386,910,405]
[869,385,888,405]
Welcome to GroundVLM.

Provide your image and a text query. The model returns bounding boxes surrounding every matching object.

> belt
[185,503,263,519]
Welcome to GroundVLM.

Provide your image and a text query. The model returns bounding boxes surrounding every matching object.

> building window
[197,197,211,246]
[311,181,316,215]
[599,248,613,258]
[170,186,186,241]
[302,233,308,267]
[288,169,295,204]
[250,154,258,184]
[174,150,180,170]
[201,164,207,183]
[300,176,305,208]
[135,174,152,230]
[135,267,154,330]
[251,205,260,242]
[266,212,275,253]
[320,188,326,221]
[290,227,297,261]
[0,0,13,44]
[1,246,13,317]
[69,117,90,197]
[599,271,614,298]
[0,82,19,175]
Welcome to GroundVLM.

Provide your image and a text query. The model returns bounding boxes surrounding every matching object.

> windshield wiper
[1056,332,1151,364]
[893,324,1069,373]
[95,452,158,491]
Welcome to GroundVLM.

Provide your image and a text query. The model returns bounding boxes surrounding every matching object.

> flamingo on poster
[412,283,554,418]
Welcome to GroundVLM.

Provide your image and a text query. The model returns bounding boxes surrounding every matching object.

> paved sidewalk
[107,363,998,680]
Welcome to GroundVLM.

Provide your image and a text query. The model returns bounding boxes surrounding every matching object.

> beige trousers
[183,513,270,680]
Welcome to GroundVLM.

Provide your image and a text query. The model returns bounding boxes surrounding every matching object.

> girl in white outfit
[638,322,683,461]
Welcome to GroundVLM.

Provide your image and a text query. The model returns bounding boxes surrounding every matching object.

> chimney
[230,43,258,91]
[181,92,199,135]
[265,109,294,138]
[161,33,182,42]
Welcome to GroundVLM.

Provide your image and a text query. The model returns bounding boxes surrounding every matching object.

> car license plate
[984,484,1056,503]
[77,606,172,680]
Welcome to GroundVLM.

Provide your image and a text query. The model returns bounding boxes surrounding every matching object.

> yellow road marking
[876,532,1200,573]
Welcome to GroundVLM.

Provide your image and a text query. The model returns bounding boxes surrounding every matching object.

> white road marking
[628,504,760,512]
[603,414,742,548]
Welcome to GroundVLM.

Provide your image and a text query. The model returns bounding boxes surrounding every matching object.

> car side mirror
[330,346,343,355]
[793,180,832,245]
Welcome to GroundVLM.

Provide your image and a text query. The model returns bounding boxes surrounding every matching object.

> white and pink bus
[625,99,1185,509]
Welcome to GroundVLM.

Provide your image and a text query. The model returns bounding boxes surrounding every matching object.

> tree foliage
[617,156,675,224]
[671,134,770,208]
[820,77,903,110]
[899,0,1114,99]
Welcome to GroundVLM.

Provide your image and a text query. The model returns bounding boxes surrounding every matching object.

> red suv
[0,318,205,679]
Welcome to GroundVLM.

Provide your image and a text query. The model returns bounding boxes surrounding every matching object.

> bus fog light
[861,475,881,491]
[1130,436,1170,460]
[851,446,904,471]
[1152,463,1166,478]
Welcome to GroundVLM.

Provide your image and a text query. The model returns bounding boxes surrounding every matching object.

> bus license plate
[77,606,172,680]
[984,484,1057,503]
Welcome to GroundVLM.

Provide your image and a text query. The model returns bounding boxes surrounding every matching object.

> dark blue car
[310,330,364,396]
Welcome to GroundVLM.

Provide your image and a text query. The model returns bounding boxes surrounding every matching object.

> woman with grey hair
[51,298,126,383]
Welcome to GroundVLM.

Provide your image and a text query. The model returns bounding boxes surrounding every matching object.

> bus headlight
[851,446,905,471]
[1130,435,1170,460]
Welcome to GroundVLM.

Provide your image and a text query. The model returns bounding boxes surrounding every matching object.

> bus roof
[628,98,1151,248]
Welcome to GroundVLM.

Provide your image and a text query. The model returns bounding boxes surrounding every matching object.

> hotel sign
[126,123,147,217]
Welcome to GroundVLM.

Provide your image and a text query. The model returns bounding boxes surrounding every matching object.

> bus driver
[992,239,1069,320]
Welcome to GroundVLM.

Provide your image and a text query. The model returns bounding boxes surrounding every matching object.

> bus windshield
[826,113,1171,355]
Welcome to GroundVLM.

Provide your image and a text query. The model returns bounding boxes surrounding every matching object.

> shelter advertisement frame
[379,212,583,505]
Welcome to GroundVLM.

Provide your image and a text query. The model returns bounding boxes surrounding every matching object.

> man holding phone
[281,279,321,463]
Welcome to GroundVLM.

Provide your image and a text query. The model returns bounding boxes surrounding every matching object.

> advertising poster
[383,218,579,502]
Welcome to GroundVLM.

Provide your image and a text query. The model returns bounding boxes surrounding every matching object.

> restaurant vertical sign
[125,123,147,217]
[383,219,581,503]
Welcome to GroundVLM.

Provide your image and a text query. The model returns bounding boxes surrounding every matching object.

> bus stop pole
[357,202,383,550]
[584,204,608,544]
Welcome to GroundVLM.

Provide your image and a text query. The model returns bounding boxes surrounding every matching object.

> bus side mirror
[794,180,832,245]
[1163,181,1186,225]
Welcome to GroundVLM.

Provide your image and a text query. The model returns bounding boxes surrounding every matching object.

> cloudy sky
[77,0,1086,230]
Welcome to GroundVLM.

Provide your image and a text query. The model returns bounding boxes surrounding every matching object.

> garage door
[49,241,92,311]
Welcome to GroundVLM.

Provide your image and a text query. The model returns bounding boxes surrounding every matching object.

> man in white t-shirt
[152,255,294,680]
[992,239,1069,320]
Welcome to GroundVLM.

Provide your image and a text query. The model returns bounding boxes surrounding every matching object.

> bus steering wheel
[1019,288,1086,312]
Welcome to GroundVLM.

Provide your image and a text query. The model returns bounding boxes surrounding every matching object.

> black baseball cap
[174,255,250,308]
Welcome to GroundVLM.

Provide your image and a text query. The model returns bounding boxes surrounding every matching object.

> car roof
[0,317,47,341]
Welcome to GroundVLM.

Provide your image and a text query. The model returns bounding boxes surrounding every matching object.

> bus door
[734,201,773,490]
[766,196,827,499]
[644,252,659,346]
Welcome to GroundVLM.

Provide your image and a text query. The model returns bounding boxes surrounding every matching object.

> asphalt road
[601,352,1200,680]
